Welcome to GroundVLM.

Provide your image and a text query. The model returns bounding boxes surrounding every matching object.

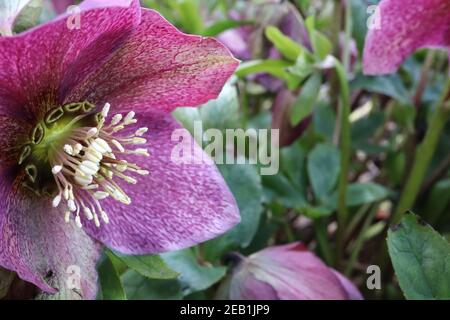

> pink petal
[64,9,239,114]
[332,270,364,300]
[251,247,348,300]
[82,112,240,254]
[0,1,140,118]
[0,115,31,168]
[363,0,450,75]
[0,173,101,299]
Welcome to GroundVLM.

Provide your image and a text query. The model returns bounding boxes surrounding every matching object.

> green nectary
[18,102,101,195]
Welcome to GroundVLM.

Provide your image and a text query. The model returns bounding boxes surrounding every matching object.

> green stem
[344,204,378,276]
[342,0,353,72]
[333,60,351,268]
[314,219,334,266]
[392,79,450,223]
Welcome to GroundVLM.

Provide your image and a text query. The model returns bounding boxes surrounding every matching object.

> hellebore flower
[0,0,240,299]
[221,243,363,300]
[363,0,450,75]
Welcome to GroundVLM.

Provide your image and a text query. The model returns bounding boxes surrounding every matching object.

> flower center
[18,102,149,228]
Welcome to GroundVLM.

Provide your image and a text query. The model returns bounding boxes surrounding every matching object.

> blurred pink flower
[363,0,450,75]
[223,243,363,300]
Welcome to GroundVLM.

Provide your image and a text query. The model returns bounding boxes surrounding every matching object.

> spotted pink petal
[363,0,450,75]
[81,112,240,254]
[0,1,141,119]
[0,171,101,298]
[64,9,239,114]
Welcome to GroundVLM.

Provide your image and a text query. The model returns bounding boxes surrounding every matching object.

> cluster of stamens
[19,102,149,229]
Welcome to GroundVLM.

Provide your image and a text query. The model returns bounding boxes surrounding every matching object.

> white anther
[124,176,137,184]
[86,128,98,138]
[137,170,150,176]
[132,137,147,145]
[135,127,148,136]
[83,207,94,220]
[134,148,149,156]
[73,143,83,155]
[102,103,111,118]
[79,160,99,176]
[52,165,63,175]
[94,191,109,200]
[112,125,125,133]
[124,111,135,124]
[112,139,125,152]
[111,114,122,126]
[68,199,77,212]
[63,144,73,155]
[82,184,99,190]
[52,194,62,208]
[64,211,71,223]
[84,147,103,163]
[116,163,127,172]
[63,187,70,200]
[93,213,100,228]
[75,172,93,186]
[92,138,112,154]
[100,211,110,224]
[75,215,83,228]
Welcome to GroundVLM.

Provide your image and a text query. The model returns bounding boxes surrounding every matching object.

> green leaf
[307,144,340,200]
[113,253,178,280]
[122,270,183,300]
[98,253,126,300]
[202,19,252,37]
[325,182,390,209]
[204,164,263,260]
[265,26,303,61]
[305,16,332,60]
[351,75,411,105]
[168,0,203,34]
[235,60,300,89]
[290,73,322,126]
[162,249,226,295]
[387,213,450,299]
[262,173,306,208]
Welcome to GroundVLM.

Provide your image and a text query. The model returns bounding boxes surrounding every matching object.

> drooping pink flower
[363,0,450,75]
[0,0,240,299]
[223,243,363,300]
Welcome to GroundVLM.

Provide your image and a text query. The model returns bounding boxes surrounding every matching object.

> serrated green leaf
[387,214,450,300]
